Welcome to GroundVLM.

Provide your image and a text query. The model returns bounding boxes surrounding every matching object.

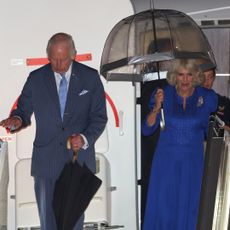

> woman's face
[176,67,194,95]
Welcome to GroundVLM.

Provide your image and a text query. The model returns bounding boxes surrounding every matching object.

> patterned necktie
[59,73,68,120]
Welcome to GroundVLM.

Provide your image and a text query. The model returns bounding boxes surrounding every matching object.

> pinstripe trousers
[34,177,84,230]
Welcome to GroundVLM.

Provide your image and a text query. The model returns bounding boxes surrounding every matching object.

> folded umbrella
[53,150,102,230]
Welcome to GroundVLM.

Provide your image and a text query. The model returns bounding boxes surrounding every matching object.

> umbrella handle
[72,151,78,163]
[160,105,165,130]
[67,137,79,163]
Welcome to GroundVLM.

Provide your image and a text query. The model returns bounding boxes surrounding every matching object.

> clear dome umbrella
[100,9,216,130]
[100,9,215,82]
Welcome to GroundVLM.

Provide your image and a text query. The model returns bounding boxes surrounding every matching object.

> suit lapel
[43,66,61,120]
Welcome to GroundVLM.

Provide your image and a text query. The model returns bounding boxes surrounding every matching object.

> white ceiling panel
[131,0,230,21]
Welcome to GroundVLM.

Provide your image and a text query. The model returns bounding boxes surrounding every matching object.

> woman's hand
[146,89,164,127]
[154,88,164,111]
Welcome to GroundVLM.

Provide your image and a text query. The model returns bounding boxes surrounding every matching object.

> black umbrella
[53,150,102,230]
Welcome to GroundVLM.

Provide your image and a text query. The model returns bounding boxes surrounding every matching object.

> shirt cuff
[80,134,89,150]
[10,116,22,131]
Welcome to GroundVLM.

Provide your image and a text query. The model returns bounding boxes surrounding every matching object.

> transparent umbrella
[100,9,215,82]
[100,9,215,130]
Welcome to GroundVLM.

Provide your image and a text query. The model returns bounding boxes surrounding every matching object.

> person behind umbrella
[142,58,217,230]
[200,61,230,132]
[0,32,107,230]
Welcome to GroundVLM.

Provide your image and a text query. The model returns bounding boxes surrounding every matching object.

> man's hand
[67,134,85,152]
[0,117,22,133]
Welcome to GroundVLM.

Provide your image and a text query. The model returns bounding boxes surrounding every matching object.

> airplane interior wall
[202,27,230,97]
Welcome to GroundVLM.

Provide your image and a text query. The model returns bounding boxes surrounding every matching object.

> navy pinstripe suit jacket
[11,61,107,179]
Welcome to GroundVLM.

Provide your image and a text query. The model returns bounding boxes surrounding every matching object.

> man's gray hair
[46,32,77,57]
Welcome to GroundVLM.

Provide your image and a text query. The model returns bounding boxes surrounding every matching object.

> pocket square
[79,89,89,96]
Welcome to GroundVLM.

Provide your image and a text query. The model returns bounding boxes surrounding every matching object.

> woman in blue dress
[142,59,218,230]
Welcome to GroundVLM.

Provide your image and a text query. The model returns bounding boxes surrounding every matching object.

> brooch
[197,96,204,107]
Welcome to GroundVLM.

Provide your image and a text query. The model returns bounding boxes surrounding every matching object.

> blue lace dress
[142,85,217,230]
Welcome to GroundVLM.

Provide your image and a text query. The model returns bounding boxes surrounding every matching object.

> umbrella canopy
[100,9,215,82]
[53,154,102,230]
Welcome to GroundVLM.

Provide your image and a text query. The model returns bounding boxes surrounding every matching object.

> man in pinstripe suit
[0,32,107,229]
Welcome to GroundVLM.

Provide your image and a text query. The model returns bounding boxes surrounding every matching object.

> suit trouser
[34,176,84,230]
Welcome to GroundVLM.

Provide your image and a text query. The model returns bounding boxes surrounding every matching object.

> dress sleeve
[206,89,218,114]
[142,89,161,136]
[203,89,218,139]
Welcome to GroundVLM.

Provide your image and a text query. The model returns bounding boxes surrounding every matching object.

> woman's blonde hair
[166,59,204,86]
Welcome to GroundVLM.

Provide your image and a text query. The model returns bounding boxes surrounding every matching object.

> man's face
[203,69,215,89]
[48,41,75,74]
